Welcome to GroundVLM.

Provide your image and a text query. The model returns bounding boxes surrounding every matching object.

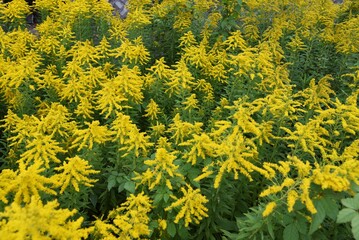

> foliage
[0,0,358,239]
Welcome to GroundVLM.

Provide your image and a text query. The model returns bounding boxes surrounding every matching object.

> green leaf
[163,193,170,203]
[342,197,359,210]
[107,175,117,191]
[283,223,299,240]
[309,200,326,234]
[167,222,176,237]
[320,197,339,220]
[124,181,135,193]
[351,214,359,240]
[337,208,359,223]
[267,220,275,239]
[351,183,359,193]
[118,183,125,193]
[221,229,239,239]
[153,193,163,205]
[178,225,190,239]
[296,215,308,234]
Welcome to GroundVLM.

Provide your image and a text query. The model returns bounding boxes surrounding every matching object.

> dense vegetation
[0,0,358,239]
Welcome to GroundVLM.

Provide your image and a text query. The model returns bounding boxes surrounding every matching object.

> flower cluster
[0,0,358,239]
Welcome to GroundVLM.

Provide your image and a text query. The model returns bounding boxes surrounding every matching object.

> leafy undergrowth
[0,0,358,239]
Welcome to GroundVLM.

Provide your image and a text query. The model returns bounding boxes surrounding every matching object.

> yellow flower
[180,133,218,165]
[206,12,222,28]
[148,57,173,79]
[67,40,101,65]
[0,169,16,203]
[150,122,166,137]
[75,96,95,119]
[194,0,217,12]
[223,30,248,51]
[60,77,88,103]
[95,80,129,118]
[165,185,209,227]
[183,39,212,70]
[262,202,277,217]
[112,37,150,64]
[0,0,30,23]
[1,52,40,88]
[19,133,67,168]
[287,190,299,212]
[214,126,260,188]
[119,128,153,157]
[281,120,332,157]
[94,192,152,239]
[298,76,335,109]
[165,60,196,96]
[194,164,214,182]
[1,162,57,204]
[112,65,145,103]
[173,11,192,31]
[300,177,317,214]
[124,2,152,28]
[158,219,167,231]
[334,15,359,53]
[111,112,136,144]
[167,113,203,144]
[133,148,182,190]
[0,197,91,239]
[71,121,113,150]
[179,31,197,47]
[143,99,161,120]
[34,0,58,12]
[54,156,99,193]
[311,163,350,192]
[289,156,311,178]
[182,94,199,112]
[287,33,307,51]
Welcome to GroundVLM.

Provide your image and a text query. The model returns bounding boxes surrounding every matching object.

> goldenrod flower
[133,148,182,190]
[112,37,150,64]
[182,94,199,112]
[0,0,30,23]
[1,162,57,204]
[165,185,209,227]
[95,80,129,118]
[54,156,99,193]
[167,113,203,144]
[223,30,248,50]
[119,128,153,157]
[173,12,192,31]
[0,197,91,239]
[214,126,260,188]
[75,96,95,119]
[262,202,277,217]
[94,192,152,239]
[19,133,66,168]
[180,133,218,165]
[150,122,166,137]
[67,40,101,65]
[60,77,88,103]
[112,65,145,103]
[143,99,161,120]
[148,57,172,79]
[287,190,299,212]
[71,121,113,150]
[287,33,307,51]
[111,112,136,144]
[179,31,197,47]
[311,163,350,192]
[124,1,152,28]
[165,60,196,96]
